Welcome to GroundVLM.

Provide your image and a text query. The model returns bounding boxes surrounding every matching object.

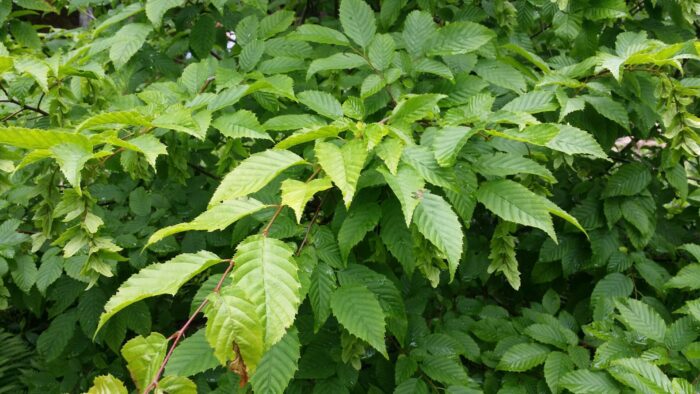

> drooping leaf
[280,178,332,223]
[109,23,152,69]
[250,328,301,394]
[120,333,168,392]
[413,191,463,280]
[331,284,387,357]
[339,0,376,48]
[497,343,550,372]
[315,139,367,208]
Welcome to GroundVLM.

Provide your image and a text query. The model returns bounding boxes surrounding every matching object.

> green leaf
[560,370,619,394]
[13,56,49,91]
[87,375,128,394]
[264,114,327,131]
[0,127,90,149]
[315,139,367,208]
[426,21,495,56]
[339,0,376,48]
[298,90,344,119]
[488,221,520,289]
[120,333,168,392]
[36,255,63,295]
[473,153,555,182]
[544,352,574,394]
[78,111,152,132]
[395,378,429,394]
[337,202,381,261]
[276,125,343,150]
[497,343,550,372]
[583,95,629,129]
[205,286,264,371]
[666,264,700,290]
[368,34,395,70]
[615,298,667,342]
[96,251,221,335]
[145,0,184,27]
[432,126,476,167]
[258,10,295,39]
[208,85,249,112]
[502,91,557,114]
[51,142,94,194]
[610,358,672,393]
[281,178,333,223]
[212,110,271,141]
[109,23,152,69]
[401,145,455,190]
[524,323,578,349]
[309,262,337,331]
[379,165,424,226]
[413,58,454,80]
[165,329,219,377]
[190,15,216,59]
[307,53,367,80]
[239,39,265,72]
[413,192,463,280]
[476,179,556,241]
[546,125,608,159]
[230,235,300,348]
[331,284,387,357]
[36,310,76,361]
[250,328,301,394]
[157,376,197,393]
[421,356,469,386]
[209,150,305,206]
[680,244,700,262]
[291,24,351,46]
[388,94,446,125]
[380,200,416,274]
[128,134,168,168]
[603,163,652,197]
[475,60,526,93]
[402,10,436,57]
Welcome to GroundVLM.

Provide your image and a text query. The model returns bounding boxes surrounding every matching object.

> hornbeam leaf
[388,94,446,125]
[339,0,376,48]
[615,298,666,342]
[87,375,128,394]
[157,376,197,393]
[209,150,306,206]
[205,286,265,371]
[109,23,152,69]
[96,251,221,334]
[307,52,367,80]
[473,152,555,182]
[316,139,367,208]
[309,262,337,331]
[331,284,387,357]
[432,126,476,167]
[290,24,351,46]
[250,328,301,394]
[298,90,344,119]
[337,201,381,261]
[546,125,607,159]
[231,235,301,348]
[280,178,333,223]
[560,370,620,394]
[544,352,574,394]
[0,127,90,149]
[165,329,219,377]
[50,141,94,193]
[498,343,550,372]
[476,179,557,241]
[413,192,463,280]
[426,21,495,56]
[120,333,168,392]
[77,111,152,131]
[146,197,267,247]
[145,0,184,27]
[378,165,424,226]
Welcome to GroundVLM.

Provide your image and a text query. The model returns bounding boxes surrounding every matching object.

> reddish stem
[144,259,235,393]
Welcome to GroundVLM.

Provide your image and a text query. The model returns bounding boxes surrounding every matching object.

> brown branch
[0,83,49,116]
[144,259,235,394]
[295,192,327,256]
[199,76,215,94]
[2,108,25,122]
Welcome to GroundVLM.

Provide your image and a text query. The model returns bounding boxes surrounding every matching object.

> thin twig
[145,259,235,394]
[188,162,221,180]
[0,83,49,116]
[262,167,322,237]
[295,192,327,256]
[2,108,25,122]
[199,76,215,94]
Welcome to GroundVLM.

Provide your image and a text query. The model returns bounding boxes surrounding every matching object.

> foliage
[0,0,699,392]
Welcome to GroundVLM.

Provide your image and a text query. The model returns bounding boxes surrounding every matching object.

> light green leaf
[128,134,168,168]
[665,264,700,290]
[497,343,550,372]
[205,286,264,371]
[280,178,332,223]
[276,125,343,149]
[544,352,574,394]
[402,10,436,57]
[426,21,495,56]
[263,114,327,131]
[157,376,196,394]
[560,370,619,394]
[502,91,557,114]
[615,298,666,342]
[152,105,205,140]
[164,329,219,377]
[50,141,94,193]
[13,56,49,91]
[331,284,387,357]
[339,0,376,48]
[603,163,652,198]
[96,251,221,335]
[401,145,455,190]
[209,150,305,206]
[208,85,249,112]
[413,58,454,80]
[109,23,152,69]
[421,356,469,386]
[250,328,301,394]
[291,24,351,46]
[475,60,526,93]
[298,90,344,119]
[307,52,367,80]
[473,152,555,182]
[379,165,424,226]
[388,94,446,125]
[413,192,463,280]
[212,110,271,141]
[145,0,184,27]
[432,126,476,167]
[87,375,128,394]
[315,139,367,208]
[546,125,607,159]
[78,111,152,132]
[231,235,300,348]
[258,10,295,39]
[120,333,168,392]
[0,127,90,149]
[368,34,395,70]
[476,179,556,241]
[375,137,403,174]
[147,198,266,247]
[337,202,381,261]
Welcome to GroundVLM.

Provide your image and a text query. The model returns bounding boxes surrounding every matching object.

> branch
[262,166,322,237]
[144,259,235,394]
[0,83,49,116]
[295,191,327,256]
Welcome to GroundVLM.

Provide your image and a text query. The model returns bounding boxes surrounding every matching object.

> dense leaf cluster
[0,0,700,392]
